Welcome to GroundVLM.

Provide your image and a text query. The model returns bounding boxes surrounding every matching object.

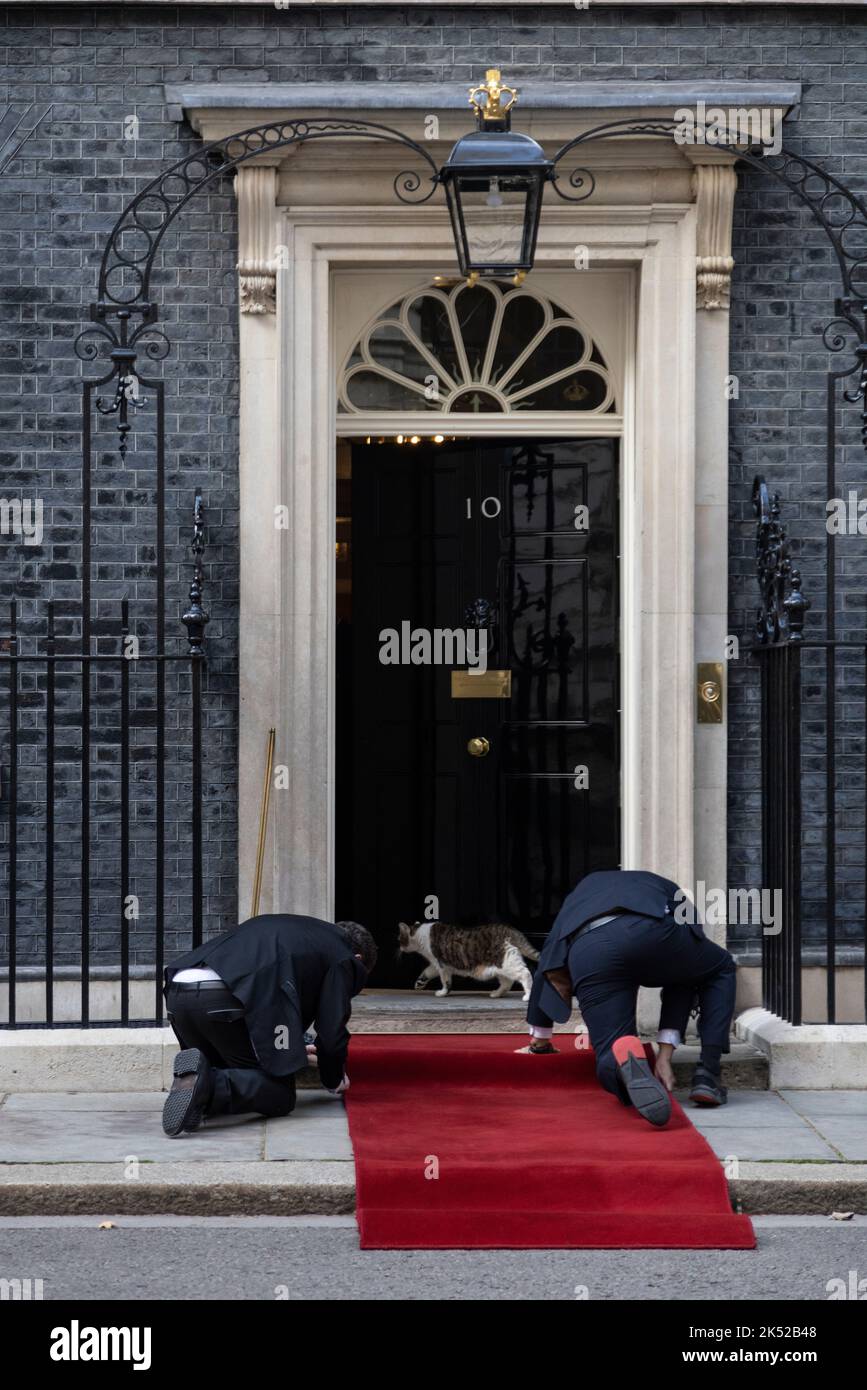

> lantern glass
[450,174,543,275]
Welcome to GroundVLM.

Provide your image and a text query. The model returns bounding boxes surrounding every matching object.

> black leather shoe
[612,1035,672,1127]
[689,1064,728,1107]
[162,1048,214,1136]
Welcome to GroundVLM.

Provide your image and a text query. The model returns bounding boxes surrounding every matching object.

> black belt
[169,979,227,992]
[574,912,622,939]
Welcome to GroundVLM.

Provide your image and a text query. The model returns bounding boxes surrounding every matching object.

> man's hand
[327,1073,350,1096]
[655,1042,676,1091]
[515,1025,559,1055]
[306,1044,318,1063]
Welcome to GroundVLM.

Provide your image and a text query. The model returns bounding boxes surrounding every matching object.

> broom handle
[250,727,276,918]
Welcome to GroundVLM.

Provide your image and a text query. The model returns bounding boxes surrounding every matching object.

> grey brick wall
[1,3,866,981]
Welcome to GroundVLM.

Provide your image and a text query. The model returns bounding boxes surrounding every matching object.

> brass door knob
[467,736,490,758]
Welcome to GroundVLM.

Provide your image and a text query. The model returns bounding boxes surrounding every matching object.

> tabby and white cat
[398,920,540,1000]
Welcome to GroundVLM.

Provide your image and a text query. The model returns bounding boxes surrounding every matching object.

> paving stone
[673,1089,808,1126]
[687,1121,840,1162]
[265,1097,354,1162]
[0,1107,265,1163]
[780,1090,867,1117]
[801,1120,867,1162]
[3,1091,166,1112]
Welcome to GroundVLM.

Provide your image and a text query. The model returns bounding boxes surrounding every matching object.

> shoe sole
[162,1048,204,1136]
[612,1035,672,1127]
[689,1087,727,1108]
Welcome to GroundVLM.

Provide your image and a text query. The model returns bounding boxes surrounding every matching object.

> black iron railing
[752,478,867,1025]
[0,495,208,1028]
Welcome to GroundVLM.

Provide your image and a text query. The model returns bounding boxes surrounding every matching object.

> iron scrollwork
[75,305,170,458]
[752,476,810,644]
[75,119,440,454]
[548,118,867,449]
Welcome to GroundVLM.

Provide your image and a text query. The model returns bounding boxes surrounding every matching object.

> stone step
[671,1044,768,1090]
[298,992,770,1091]
[297,1045,767,1090]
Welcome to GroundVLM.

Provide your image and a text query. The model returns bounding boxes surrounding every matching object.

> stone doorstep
[0,1029,768,1093]
[0,1161,864,1219]
[736,1008,867,1089]
[296,1044,768,1090]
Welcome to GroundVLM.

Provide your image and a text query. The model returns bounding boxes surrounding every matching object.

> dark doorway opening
[335,436,620,986]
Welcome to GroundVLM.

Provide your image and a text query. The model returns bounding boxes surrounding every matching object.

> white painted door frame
[237,202,697,923]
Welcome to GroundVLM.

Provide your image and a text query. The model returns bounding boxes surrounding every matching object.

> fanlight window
[338,280,615,415]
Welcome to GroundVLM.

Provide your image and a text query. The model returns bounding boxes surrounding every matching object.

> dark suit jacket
[532,869,696,1023]
[164,914,366,1090]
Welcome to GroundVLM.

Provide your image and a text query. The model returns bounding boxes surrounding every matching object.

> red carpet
[344,1034,755,1250]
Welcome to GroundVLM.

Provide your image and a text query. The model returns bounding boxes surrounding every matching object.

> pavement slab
[779,1090,867,1118]
[265,1092,354,1161]
[688,1124,840,1162]
[4,1091,171,1113]
[0,1107,266,1163]
[672,1089,809,1127]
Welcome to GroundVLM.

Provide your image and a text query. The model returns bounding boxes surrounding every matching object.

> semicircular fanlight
[338,279,615,415]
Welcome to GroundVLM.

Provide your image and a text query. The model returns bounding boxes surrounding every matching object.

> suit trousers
[165,982,297,1118]
[530,913,737,1104]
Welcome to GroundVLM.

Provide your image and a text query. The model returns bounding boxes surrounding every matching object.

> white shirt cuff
[657,1029,681,1048]
[529,1025,554,1039]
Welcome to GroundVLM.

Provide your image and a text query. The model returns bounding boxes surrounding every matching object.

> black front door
[335,437,619,984]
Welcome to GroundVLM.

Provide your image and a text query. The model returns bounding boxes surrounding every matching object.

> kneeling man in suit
[524,870,736,1127]
[161,915,377,1135]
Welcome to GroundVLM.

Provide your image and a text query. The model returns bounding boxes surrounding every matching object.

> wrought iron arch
[77,114,867,472]
[550,117,867,446]
[76,118,440,458]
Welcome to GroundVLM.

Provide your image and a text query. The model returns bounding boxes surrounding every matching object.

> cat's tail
[507,928,540,961]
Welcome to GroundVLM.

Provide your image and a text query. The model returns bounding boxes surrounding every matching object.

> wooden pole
[250,727,276,918]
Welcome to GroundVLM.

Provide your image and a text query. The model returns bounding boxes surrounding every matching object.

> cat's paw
[435,987,449,997]
[414,976,429,990]
[522,991,531,1001]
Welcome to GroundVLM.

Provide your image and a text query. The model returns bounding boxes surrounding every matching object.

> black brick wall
[1,3,866,976]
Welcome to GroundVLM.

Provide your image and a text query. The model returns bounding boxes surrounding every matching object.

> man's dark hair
[335,920,377,975]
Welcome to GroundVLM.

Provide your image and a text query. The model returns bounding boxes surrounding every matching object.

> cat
[397,920,540,1001]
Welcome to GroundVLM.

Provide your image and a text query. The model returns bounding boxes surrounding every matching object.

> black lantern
[439,70,553,283]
